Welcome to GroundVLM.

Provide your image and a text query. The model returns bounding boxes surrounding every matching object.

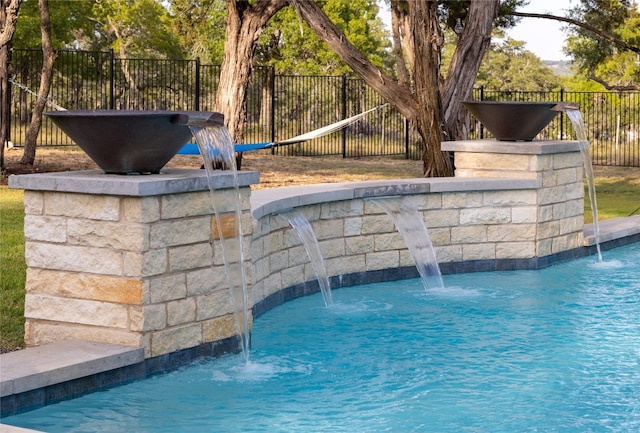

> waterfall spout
[279,209,333,307]
[551,102,580,112]
[368,197,444,290]
[172,112,224,127]
[564,109,603,262]
[189,123,252,362]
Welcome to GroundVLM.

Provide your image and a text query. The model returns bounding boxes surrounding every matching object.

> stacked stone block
[446,140,585,257]
[250,140,585,307]
[11,140,585,357]
[16,171,255,358]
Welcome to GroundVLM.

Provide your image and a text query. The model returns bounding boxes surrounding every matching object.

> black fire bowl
[46,110,223,175]
[463,101,562,141]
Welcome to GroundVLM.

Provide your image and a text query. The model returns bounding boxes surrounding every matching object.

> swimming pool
[4,243,640,432]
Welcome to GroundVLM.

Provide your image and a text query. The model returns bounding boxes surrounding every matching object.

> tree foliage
[88,0,184,59]
[164,0,392,75]
[14,0,183,58]
[565,0,640,89]
[476,36,562,91]
[1,0,21,169]
[263,0,391,75]
[12,0,93,49]
[166,0,226,63]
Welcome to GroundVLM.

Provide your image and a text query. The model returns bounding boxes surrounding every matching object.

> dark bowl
[463,101,561,141]
[45,110,222,174]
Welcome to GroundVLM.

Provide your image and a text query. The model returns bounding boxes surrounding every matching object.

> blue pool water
[5,243,640,432]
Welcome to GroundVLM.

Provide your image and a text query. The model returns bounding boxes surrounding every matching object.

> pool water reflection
[5,244,640,433]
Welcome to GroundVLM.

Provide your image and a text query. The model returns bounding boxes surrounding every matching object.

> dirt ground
[1,146,424,187]
[2,145,639,187]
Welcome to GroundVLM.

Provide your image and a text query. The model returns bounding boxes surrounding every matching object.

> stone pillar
[442,139,585,257]
[9,169,258,358]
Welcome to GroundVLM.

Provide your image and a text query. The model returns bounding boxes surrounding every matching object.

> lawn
[0,186,26,352]
[583,166,640,223]
[1,151,639,351]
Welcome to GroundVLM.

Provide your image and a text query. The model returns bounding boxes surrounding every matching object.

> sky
[505,0,575,61]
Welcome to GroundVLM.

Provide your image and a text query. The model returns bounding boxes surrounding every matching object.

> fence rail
[5,49,640,166]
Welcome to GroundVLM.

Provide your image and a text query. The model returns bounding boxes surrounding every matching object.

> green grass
[0,186,26,351]
[584,173,640,223]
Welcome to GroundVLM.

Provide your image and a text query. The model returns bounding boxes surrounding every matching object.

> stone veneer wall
[445,140,585,257]
[10,169,258,358]
[9,140,584,359]
[249,140,584,308]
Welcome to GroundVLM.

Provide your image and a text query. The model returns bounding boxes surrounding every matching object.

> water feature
[369,196,444,290]
[463,100,603,262]
[3,101,616,430]
[47,110,202,174]
[279,209,333,306]
[188,120,251,362]
[565,108,603,261]
[463,100,560,141]
[4,242,638,432]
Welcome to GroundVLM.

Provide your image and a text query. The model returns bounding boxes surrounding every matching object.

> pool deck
[583,215,640,245]
[1,214,639,431]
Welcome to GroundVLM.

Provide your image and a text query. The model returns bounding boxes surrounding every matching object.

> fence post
[341,74,347,158]
[109,49,115,109]
[404,117,409,159]
[270,65,276,154]
[560,88,564,140]
[479,86,484,139]
[195,57,201,111]
[2,54,12,149]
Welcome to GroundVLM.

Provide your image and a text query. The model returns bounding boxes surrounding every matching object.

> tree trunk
[442,0,499,141]
[260,66,275,136]
[510,11,640,56]
[288,1,417,114]
[20,0,56,166]
[390,0,411,88]
[107,17,144,110]
[216,0,288,169]
[0,0,21,170]
[0,43,11,170]
[409,1,451,177]
[290,0,499,177]
[289,0,454,176]
[119,56,144,109]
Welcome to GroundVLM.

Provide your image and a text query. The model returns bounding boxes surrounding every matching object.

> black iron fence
[6,49,640,166]
[7,49,421,160]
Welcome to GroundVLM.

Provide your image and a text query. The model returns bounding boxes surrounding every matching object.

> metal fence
[7,49,422,160]
[6,49,640,166]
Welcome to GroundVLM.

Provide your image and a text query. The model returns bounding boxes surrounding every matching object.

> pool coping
[584,215,640,246]
[1,215,639,429]
[249,176,539,220]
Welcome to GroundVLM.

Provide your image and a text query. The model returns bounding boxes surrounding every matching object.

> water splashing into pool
[279,209,333,306]
[189,124,251,363]
[565,109,603,261]
[369,196,444,290]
